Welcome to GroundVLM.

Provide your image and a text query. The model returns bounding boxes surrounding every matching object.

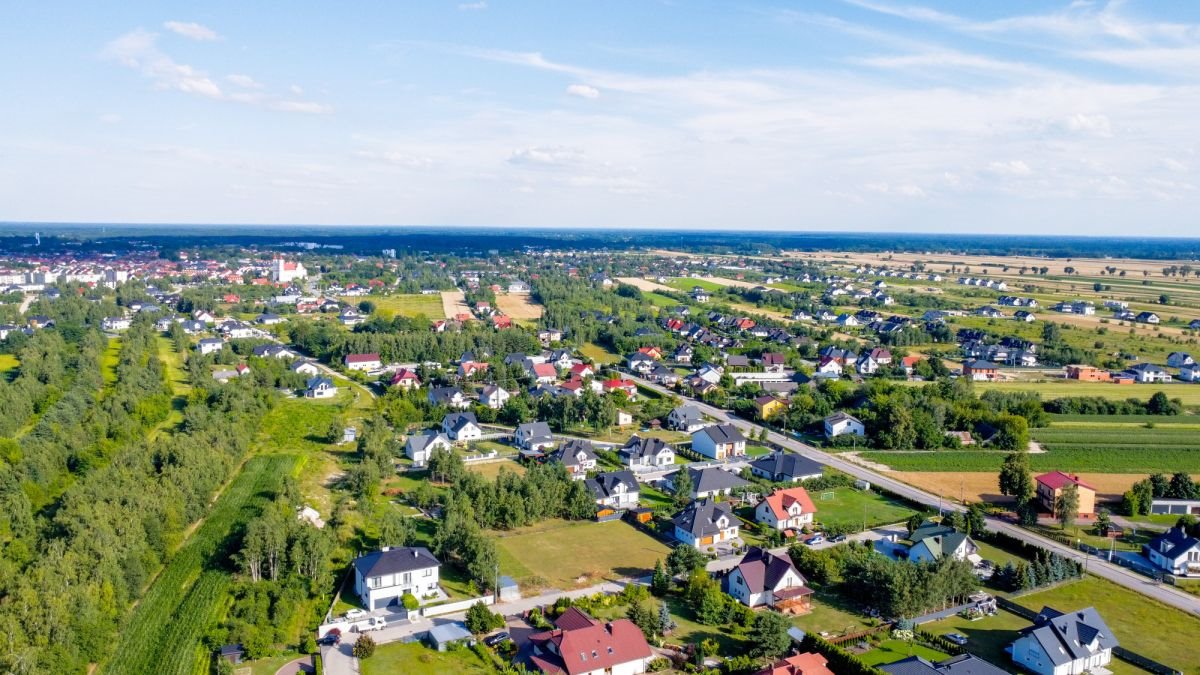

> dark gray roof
[552,439,596,467]
[442,412,478,432]
[306,376,333,389]
[1019,606,1118,666]
[619,436,673,461]
[517,421,553,442]
[587,471,638,500]
[881,655,1008,675]
[1148,527,1200,560]
[669,405,703,424]
[353,546,440,579]
[672,498,735,538]
[407,430,448,453]
[729,547,803,594]
[680,467,749,495]
[429,386,464,404]
[695,423,746,445]
[879,656,941,675]
[749,452,823,481]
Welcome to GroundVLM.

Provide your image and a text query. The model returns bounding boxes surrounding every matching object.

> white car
[365,617,387,632]
[345,609,367,621]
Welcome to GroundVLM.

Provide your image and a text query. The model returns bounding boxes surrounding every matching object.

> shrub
[401,593,420,610]
[353,634,376,659]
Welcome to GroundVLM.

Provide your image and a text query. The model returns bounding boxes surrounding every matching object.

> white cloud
[98,113,123,124]
[458,1,488,10]
[566,84,600,99]
[290,84,304,95]
[163,21,220,42]
[271,100,333,114]
[865,182,927,198]
[508,146,586,167]
[226,74,263,89]
[1063,113,1111,137]
[355,150,434,168]
[987,160,1033,176]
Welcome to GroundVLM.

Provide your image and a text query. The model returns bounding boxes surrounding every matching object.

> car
[945,633,968,646]
[805,534,824,546]
[345,609,367,621]
[318,628,342,646]
[484,631,511,647]
[364,617,387,632]
[830,534,847,543]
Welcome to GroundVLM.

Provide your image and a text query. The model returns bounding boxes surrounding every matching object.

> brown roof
[554,607,598,631]
[529,613,652,675]
[756,652,834,675]
[1036,471,1096,491]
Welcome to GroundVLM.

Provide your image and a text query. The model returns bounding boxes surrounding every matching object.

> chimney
[413,549,419,558]
[381,546,390,552]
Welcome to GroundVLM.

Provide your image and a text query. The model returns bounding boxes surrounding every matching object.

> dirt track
[441,290,470,318]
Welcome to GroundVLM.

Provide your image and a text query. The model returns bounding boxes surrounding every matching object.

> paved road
[628,373,1200,617]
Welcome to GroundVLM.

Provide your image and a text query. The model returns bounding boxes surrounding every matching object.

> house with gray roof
[586,470,639,511]
[548,438,596,479]
[1144,526,1200,577]
[667,404,707,432]
[441,412,481,441]
[515,421,554,453]
[749,452,824,483]
[721,546,810,611]
[672,498,740,550]
[1010,606,1118,675]
[405,430,451,465]
[881,654,1008,675]
[352,546,441,611]
[674,466,750,500]
[907,523,979,564]
[619,436,675,469]
[691,423,747,460]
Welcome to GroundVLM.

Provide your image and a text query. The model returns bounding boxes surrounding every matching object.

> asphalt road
[628,373,1200,617]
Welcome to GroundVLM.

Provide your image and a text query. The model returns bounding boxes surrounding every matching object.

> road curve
[627,373,1200,616]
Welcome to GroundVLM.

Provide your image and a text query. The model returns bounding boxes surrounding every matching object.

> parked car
[484,631,511,647]
[805,534,824,546]
[945,633,968,646]
[830,534,847,543]
[345,609,367,621]
[363,617,387,632]
[318,628,342,646]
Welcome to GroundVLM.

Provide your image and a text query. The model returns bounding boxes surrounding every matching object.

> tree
[1168,472,1198,500]
[998,452,1034,502]
[626,599,659,640]
[651,559,670,596]
[672,468,693,507]
[1042,322,1061,343]
[1149,473,1171,498]
[666,545,707,576]
[964,502,988,536]
[353,634,376,659]
[749,611,793,658]
[906,513,926,537]
[1055,484,1080,529]
[1148,391,1173,415]
[990,414,1029,451]
[377,509,414,548]
[465,601,503,634]
[657,601,676,636]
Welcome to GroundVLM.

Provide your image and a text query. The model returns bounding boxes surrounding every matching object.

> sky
[1,1,1198,235]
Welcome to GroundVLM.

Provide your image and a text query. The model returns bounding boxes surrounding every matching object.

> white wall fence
[419,594,494,618]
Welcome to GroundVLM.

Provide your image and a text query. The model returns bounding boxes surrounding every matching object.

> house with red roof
[390,368,421,390]
[569,362,595,379]
[754,487,817,534]
[636,346,663,360]
[528,362,559,384]
[1035,472,1096,517]
[524,607,654,675]
[458,361,489,378]
[755,653,834,675]
[602,378,638,401]
[492,315,512,330]
[344,353,382,371]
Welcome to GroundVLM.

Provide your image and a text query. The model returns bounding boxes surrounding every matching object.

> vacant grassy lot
[496,293,543,320]
[926,608,1032,666]
[975,381,1200,406]
[1015,576,1200,672]
[465,458,526,481]
[644,291,679,307]
[666,277,727,292]
[580,341,621,365]
[813,487,920,531]
[492,519,671,589]
[859,640,950,666]
[361,640,493,675]
[355,293,446,318]
[258,397,342,454]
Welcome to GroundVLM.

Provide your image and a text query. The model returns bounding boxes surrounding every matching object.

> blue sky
[1,1,1198,234]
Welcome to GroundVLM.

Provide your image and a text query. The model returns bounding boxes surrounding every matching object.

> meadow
[0,353,19,380]
[359,293,446,318]
[860,448,1200,473]
[580,341,621,365]
[974,381,1200,406]
[491,519,671,590]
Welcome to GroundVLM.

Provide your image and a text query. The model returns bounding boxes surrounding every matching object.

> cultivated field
[889,471,1145,504]
[496,292,543,320]
[441,289,470,318]
[974,380,1200,406]
[492,519,670,589]
[617,276,673,292]
[862,447,1200,474]
[359,293,445,318]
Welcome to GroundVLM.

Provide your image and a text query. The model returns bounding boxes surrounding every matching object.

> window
[424,567,433,577]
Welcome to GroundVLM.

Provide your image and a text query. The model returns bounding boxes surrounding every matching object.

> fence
[420,594,495,619]
[825,623,892,646]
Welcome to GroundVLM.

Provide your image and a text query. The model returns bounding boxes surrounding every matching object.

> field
[973,381,1200,406]
[361,640,493,675]
[491,519,671,589]
[101,337,121,386]
[441,290,470,318]
[104,454,300,675]
[1015,576,1200,672]
[496,292,543,320]
[616,276,674,293]
[890,472,1145,504]
[813,487,920,531]
[859,640,950,666]
[360,293,446,319]
[580,341,621,365]
[465,458,526,481]
[644,291,678,307]
[861,448,1200,474]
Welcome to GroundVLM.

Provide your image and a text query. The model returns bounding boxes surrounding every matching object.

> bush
[353,634,376,659]
[465,601,504,634]
[401,593,420,610]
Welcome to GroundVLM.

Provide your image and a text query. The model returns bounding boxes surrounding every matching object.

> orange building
[1066,365,1110,382]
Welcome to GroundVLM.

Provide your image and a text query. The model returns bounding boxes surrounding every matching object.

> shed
[497,575,521,602]
[854,479,871,491]
[342,426,358,444]
[217,644,244,664]
[426,621,475,652]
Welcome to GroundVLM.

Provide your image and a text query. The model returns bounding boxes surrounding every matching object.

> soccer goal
[820,491,836,501]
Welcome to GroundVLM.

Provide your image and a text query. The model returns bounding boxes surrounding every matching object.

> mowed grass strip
[860,448,1200,473]
[104,454,299,675]
[492,519,671,589]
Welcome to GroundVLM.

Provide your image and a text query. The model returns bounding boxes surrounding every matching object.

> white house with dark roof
[428,386,470,410]
[587,470,639,511]
[722,547,811,611]
[479,384,510,409]
[405,430,452,465]
[441,412,482,442]
[1144,526,1200,577]
[305,376,336,399]
[691,424,746,460]
[907,523,979,564]
[823,412,864,440]
[619,436,675,469]
[674,466,750,500]
[749,452,823,483]
[516,421,555,453]
[196,337,225,355]
[352,546,441,611]
[672,498,740,550]
[290,359,321,376]
[550,438,596,479]
[667,405,707,432]
[1010,606,1117,675]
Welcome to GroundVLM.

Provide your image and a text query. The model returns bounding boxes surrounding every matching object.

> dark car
[830,534,847,543]
[484,631,511,647]
[318,628,342,646]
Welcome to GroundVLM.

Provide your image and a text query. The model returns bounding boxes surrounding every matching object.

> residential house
[749,452,823,483]
[480,384,511,409]
[963,360,999,381]
[755,653,835,675]
[1010,606,1117,675]
[388,368,421,390]
[1015,310,1037,322]
[344,353,382,371]
[602,378,639,401]
[429,386,470,410]
[815,357,843,377]
[289,359,321,376]
[352,546,441,611]
[761,352,787,373]
[754,395,787,421]
[619,436,676,469]
[667,405,707,432]
[442,412,482,442]
[672,498,740,550]
[305,377,336,399]
[458,361,489,378]
[676,467,750,500]
[1136,311,1161,324]
[722,547,812,613]
[406,430,452,465]
[1125,363,1172,383]
[691,424,747,460]
[256,312,284,325]
[196,337,224,355]
[1035,472,1096,517]
[755,487,817,534]
[528,362,559,384]
[673,344,694,363]
[880,655,1008,675]
[823,412,864,440]
[252,344,297,360]
[525,608,654,675]
[1167,352,1195,368]
[1066,365,1110,382]
[627,352,655,374]
[587,471,640,512]
[516,421,555,454]
[1181,364,1200,383]
[101,316,131,331]
[1143,527,1200,577]
[908,523,979,564]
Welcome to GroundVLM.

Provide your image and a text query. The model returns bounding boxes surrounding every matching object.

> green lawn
[0,353,19,380]
[859,639,950,666]
[745,445,772,456]
[925,608,1031,667]
[580,342,621,365]
[639,485,674,510]
[246,652,309,675]
[974,381,1200,406]
[491,519,671,589]
[360,641,492,675]
[353,293,445,319]
[791,588,873,637]
[644,292,679,308]
[465,458,526,481]
[101,337,122,386]
[1015,576,1200,672]
[662,595,748,653]
[813,487,921,532]
[666,277,727,292]
[258,397,342,454]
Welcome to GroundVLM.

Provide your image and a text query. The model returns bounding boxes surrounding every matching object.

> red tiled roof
[533,363,558,378]
[756,652,834,675]
[345,353,381,363]
[528,615,652,675]
[763,487,816,521]
[1036,471,1095,491]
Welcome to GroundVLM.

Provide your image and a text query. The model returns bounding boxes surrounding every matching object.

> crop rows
[104,454,298,675]
[1047,413,1200,425]
[1033,429,1200,445]
[862,448,1200,473]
